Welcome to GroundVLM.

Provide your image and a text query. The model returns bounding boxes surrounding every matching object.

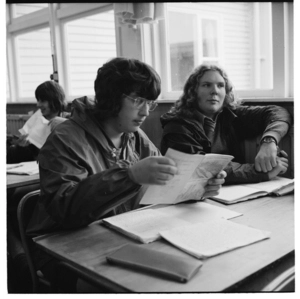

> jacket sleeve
[161,121,270,184]
[234,105,292,143]
[38,142,142,230]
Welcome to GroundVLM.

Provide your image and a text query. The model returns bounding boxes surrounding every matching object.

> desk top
[34,194,294,292]
[7,173,40,189]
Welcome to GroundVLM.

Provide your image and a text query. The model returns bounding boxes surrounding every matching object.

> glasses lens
[148,101,158,111]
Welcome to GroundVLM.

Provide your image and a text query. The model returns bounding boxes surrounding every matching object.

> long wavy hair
[170,64,238,117]
[93,57,161,120]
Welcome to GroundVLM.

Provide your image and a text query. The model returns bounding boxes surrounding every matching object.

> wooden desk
[34,195,294,292]
[7,174,39,189]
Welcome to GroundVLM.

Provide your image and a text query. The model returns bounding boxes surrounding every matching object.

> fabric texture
[27,96,160,237]
[160,105,291,184]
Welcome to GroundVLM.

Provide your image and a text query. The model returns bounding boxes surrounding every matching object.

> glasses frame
[123,94,158,112]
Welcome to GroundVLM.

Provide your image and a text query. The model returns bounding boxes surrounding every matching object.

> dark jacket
[27,96,160,237]
[160,105,291,184]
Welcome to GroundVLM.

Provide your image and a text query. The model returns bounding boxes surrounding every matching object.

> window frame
[141,2,293,101]
[6,3,116,103]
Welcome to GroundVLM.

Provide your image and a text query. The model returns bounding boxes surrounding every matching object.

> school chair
[262,265,295,292]
[17,189,57,293]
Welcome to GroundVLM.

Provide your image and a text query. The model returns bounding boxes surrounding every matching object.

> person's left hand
[48,116,67,131]
[255,142,278,172]
[202,170,227,198]
[11,134,30,147]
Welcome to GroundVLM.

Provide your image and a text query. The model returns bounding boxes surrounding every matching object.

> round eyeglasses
[124,94,158,112]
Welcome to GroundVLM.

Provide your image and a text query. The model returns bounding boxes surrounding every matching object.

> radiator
[7,114,31,135]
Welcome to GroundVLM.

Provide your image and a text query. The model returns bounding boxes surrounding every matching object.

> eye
[136,98,145,106]
[218,83,225,88]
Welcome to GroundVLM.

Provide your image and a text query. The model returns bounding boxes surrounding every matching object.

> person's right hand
[267,156,289,180]
[11,134,30,147]
[128,156,178,185]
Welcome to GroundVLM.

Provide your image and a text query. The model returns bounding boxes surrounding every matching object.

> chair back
[262,266,295,292]
[17,190,52,292]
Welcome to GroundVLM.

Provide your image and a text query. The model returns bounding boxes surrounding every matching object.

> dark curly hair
[35,81,67,114]
[170,64,238,117]
[93,57,161,119]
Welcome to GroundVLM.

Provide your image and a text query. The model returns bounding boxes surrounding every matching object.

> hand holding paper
[19,109,51,149]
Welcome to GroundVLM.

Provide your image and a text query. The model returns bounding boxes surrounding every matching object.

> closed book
[106,244,202,283]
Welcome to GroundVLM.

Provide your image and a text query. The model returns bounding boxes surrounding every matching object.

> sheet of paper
[160,219,271,259]
[6,161,39,175]
[191,154,234,179]
[19,109,51,149]
[140,149,205,205]
[157,202,242,223]
[102,209,190,243]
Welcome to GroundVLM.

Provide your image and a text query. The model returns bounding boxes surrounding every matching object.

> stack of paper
[102,202,242,243]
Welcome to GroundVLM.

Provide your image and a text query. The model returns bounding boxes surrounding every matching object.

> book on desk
[210,176,294,205]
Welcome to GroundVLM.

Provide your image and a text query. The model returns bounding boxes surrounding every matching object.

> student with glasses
[26,57,226,292]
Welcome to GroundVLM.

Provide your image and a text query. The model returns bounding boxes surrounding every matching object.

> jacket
[160,105,291,184]
[27,96,160,237]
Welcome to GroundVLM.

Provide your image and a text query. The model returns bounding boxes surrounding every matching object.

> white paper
[102,202,242,243]
[6,161,39,175]
[19,109,51,149]
[140,149,233,205]
[103,209,190,243]
[158,202,242,223]
[160,219,271,259]
[140,149,206,205]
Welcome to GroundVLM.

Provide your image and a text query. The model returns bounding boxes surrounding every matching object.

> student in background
[160,64,292,184]
[7,80,70,163]
[26,57,227,292]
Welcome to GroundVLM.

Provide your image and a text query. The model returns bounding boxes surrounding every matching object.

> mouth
[133,119,144,126]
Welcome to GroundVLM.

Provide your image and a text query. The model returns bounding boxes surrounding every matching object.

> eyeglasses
[123,94,158,112]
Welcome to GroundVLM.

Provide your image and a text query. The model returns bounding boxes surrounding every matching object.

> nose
[211,84,218,94]
[139,102,150,117]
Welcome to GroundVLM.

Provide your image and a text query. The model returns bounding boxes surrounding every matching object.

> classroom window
[153,2,276,99]
[64,10,117,97]
[14,3,48,18]
[15,28,53,99]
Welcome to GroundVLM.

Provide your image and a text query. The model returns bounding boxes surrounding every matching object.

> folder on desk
[106,244,203,282]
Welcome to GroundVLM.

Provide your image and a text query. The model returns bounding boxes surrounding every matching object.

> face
[110,93,150,134]
[37,99,58,120]
[196,70,226,119]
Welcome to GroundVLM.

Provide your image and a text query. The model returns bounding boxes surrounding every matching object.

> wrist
[260,136,277,146]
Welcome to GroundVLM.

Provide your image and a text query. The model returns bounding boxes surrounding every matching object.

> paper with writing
[140,149,233,205]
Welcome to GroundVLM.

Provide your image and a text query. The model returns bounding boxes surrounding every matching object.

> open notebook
[210,177,294,205]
